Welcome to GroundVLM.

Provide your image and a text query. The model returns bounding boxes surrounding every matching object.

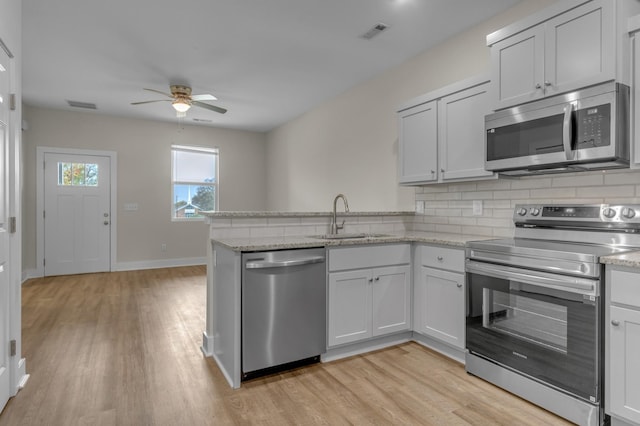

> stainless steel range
[465,204,640,426]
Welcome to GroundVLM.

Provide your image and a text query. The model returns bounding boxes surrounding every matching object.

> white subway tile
[530,188,576,199]
[433,224,462,234]
[477,180,512,190]
[577,186,635,198]
[494,190,531,200]
[449,217,477,226]
[605,171,640,185]
[461,225,493,236]
[250,227,285,238]
[552,174,603,187]
[436,208,461,217]
[231,217,268,227]
[461,191,494,200]
[435,192,462,201]
[510,178,552,189]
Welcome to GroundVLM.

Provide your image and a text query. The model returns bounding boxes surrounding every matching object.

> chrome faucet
[330,194,349,235]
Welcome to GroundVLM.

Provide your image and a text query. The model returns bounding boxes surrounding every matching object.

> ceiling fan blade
[131,100,170,105]
[191,94,217,101]
[193,101,227,114]
[143,88,174,98]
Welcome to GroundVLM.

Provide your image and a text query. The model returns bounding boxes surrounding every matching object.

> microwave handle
[563,103,576,160]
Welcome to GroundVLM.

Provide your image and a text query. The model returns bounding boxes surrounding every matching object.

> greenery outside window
[171,145,218,220]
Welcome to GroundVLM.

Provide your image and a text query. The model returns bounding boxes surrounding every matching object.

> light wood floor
[0,266,573,425]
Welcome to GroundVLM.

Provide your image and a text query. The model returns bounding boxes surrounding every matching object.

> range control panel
[513,204,640,226]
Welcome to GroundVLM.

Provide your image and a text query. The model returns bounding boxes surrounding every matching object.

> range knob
[603,208,616,219]
[517,207,527,216]
[530,208,541,216]
[622,207,636,219]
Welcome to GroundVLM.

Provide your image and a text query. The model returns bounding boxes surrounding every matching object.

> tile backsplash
[413,168,640,238]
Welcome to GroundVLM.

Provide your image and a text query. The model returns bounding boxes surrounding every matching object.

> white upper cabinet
[438,83,494,181]
[397,101,438,184]
[397,75,495,185]
[488,0,637,110]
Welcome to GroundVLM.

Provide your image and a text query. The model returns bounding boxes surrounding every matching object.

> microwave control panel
[576,103,610,148]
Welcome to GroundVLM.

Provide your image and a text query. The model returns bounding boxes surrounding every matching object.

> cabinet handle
[440,168,445,173]
[535,83,542,89]
[611,320,620,326]
[437,256,444,261]
[368,278,373,283]
[544,81,552,86]
[375,277,380,281]
[456,283,463,288]
[431,170,435,174]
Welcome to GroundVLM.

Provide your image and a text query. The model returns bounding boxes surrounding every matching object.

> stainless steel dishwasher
[242,247,326,378]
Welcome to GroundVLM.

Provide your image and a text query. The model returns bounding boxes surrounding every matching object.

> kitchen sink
[310,233,392,240]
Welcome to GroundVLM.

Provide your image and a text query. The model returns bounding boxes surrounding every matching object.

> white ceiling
[23,0,522,132]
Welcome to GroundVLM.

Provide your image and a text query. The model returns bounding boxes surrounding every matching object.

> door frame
[36,147,118,277]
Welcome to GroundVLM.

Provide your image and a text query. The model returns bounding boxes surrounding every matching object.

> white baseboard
[22,257,207,282]
[114,257,206,271]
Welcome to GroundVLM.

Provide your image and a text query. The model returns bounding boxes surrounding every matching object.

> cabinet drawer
[610,269,640,308]
[420,246,464,272]
[329,244,410,272]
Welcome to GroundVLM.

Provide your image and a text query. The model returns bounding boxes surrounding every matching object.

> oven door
[465,260,601,403]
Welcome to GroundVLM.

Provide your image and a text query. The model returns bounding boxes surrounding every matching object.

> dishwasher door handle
[245,256,325,269]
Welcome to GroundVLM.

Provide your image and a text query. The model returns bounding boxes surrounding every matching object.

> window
[171,145,218,220]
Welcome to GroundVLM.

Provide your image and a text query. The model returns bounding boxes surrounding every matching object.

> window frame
[171,144,219,222]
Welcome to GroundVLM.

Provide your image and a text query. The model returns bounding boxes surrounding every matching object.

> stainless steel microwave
[485,82,630,176]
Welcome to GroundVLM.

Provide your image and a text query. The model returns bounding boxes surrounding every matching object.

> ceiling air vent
[192,118,213,123]
[67,100,97,109]
[361,23,389,40]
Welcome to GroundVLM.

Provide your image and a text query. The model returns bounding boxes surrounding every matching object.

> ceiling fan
[131,85,227,117]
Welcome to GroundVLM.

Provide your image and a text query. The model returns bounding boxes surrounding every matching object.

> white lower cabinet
[606,267,640,425]
[413,245,465,350]
[328,245,411,348]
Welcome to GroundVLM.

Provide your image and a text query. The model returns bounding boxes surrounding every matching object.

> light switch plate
[473,200,483,216]
[124,203,139,211]
[416,201,425,214]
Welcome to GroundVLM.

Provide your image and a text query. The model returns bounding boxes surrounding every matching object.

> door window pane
[58,162,99,187]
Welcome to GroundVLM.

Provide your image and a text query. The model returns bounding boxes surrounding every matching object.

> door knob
[611,320,620,326]
[456,283,463,288]
[104,221,109,225]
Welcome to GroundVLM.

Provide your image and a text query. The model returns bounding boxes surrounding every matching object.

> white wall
[265,0,556,212]
[22,106,267,272]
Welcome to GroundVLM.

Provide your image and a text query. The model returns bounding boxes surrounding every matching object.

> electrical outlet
[415,200,425,214]
[473,200,483,216]
[161,244,167,251]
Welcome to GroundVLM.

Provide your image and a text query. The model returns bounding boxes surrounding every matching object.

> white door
[44,152,111,276]
[0,44,12,413]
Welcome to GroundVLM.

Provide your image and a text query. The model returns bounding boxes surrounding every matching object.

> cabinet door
[328,270,372,347]
[608,305,640,424]
[414,267,465,349]
[438,82,494,181]
[398,101,438,184]
[371,265,411,337]
[545,1,614,97]
[490,25,545,109]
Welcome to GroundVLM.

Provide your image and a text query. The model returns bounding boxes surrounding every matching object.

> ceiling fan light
[172,99,191,113]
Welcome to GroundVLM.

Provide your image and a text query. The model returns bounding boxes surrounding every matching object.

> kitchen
[3,0,640,424]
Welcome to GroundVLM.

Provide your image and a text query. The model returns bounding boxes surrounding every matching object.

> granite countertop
[600,250,640,268]
[211,231,494,252]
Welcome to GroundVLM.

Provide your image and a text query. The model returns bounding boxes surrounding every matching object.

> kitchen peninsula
[201,210,491,388]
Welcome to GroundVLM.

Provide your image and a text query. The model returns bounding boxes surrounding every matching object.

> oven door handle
[465,260,597,296]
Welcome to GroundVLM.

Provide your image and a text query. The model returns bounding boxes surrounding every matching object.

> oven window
[483,289,568,353]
